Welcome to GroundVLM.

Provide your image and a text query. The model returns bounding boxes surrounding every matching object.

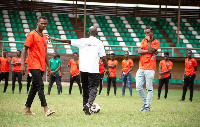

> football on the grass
[91,103,100,113]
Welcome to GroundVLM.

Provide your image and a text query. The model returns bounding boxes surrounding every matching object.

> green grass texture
[0,83,200,127]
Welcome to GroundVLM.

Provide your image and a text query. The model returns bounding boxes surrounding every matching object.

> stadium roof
[0,0,199,18]
[50,0,200,6]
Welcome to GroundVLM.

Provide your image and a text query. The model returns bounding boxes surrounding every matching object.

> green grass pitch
[0,83,200,127]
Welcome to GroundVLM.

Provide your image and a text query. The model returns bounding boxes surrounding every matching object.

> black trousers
[158,77,170,98]
[81,72,100,106]
[25,69,47,107]
[12,71,22,91]
[107,77,117,95]
[59,77,63,93]
[27,74,32,92]
[98,73,104,95]
[47,74,61,95]
[69,75,82,94]
[182,74,195,101]
[0,72,9,93]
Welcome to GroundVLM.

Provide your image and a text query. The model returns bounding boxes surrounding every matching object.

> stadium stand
[0,1,199,83]
[1,9,199,57]
[78,15,199,57]
[0,10,78,54]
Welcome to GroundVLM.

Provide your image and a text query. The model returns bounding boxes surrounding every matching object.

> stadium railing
[1,41,200,57]
[1,41,200,84]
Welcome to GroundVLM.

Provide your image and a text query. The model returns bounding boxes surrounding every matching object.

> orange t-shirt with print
[122,59,134,73]
[139,39,160,71]
[24,30,48,71]
[108,60,118,77]
[12,57,21,72]
[68,59,79,76]
[159,60,173,79]
[185,58,197,76]
[99,59,105,74]
[0,57,11,72]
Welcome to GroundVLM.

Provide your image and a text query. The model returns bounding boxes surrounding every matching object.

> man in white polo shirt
[49,26,109,115]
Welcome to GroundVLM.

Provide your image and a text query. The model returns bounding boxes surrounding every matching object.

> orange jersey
[122,59,134,73]
[185,58,197,76]
[24,30,48,71]
[0,57,11,72]
[159,60,173,79]
[25,58,30,74]
[59,65,62,77]
[68,59,79,76]
[108,60,118,77]
[139,39,160,71]
[12,57,21,72]
[99,59,105,74]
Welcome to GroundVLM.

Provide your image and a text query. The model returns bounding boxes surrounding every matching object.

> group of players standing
[0,16,198,116]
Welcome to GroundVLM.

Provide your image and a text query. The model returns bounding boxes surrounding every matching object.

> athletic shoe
[140,105,145,111]
[188,100,192,102]
[140,104,152,111]
[45,109,55,117]
[178,99,184,101]
[142,107,150,112]
[155,97,160,100]
[163,98,166,100]
[83,103,91,115]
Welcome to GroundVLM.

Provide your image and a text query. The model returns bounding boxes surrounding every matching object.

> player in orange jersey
[98,57,105,96]
[106,53,118,96]
[20,16,55,116]
[68,52,82,95]
[155,52,173,100]
[0,49,11,94]
[121,51,134,97]
[179,50,197,102]
[11,50,22,94]
[136,27,160,112]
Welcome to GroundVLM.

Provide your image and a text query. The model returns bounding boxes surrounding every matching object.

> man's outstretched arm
[49,37,71,44]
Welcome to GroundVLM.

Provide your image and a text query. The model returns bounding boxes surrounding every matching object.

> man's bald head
[89,26,97,37]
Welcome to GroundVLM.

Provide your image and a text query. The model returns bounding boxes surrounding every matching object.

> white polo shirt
[71,36,106,73]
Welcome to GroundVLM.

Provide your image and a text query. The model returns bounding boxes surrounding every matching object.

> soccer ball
[91,103,100,113]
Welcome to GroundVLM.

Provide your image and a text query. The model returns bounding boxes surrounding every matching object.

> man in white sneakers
[136,27,160,112]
